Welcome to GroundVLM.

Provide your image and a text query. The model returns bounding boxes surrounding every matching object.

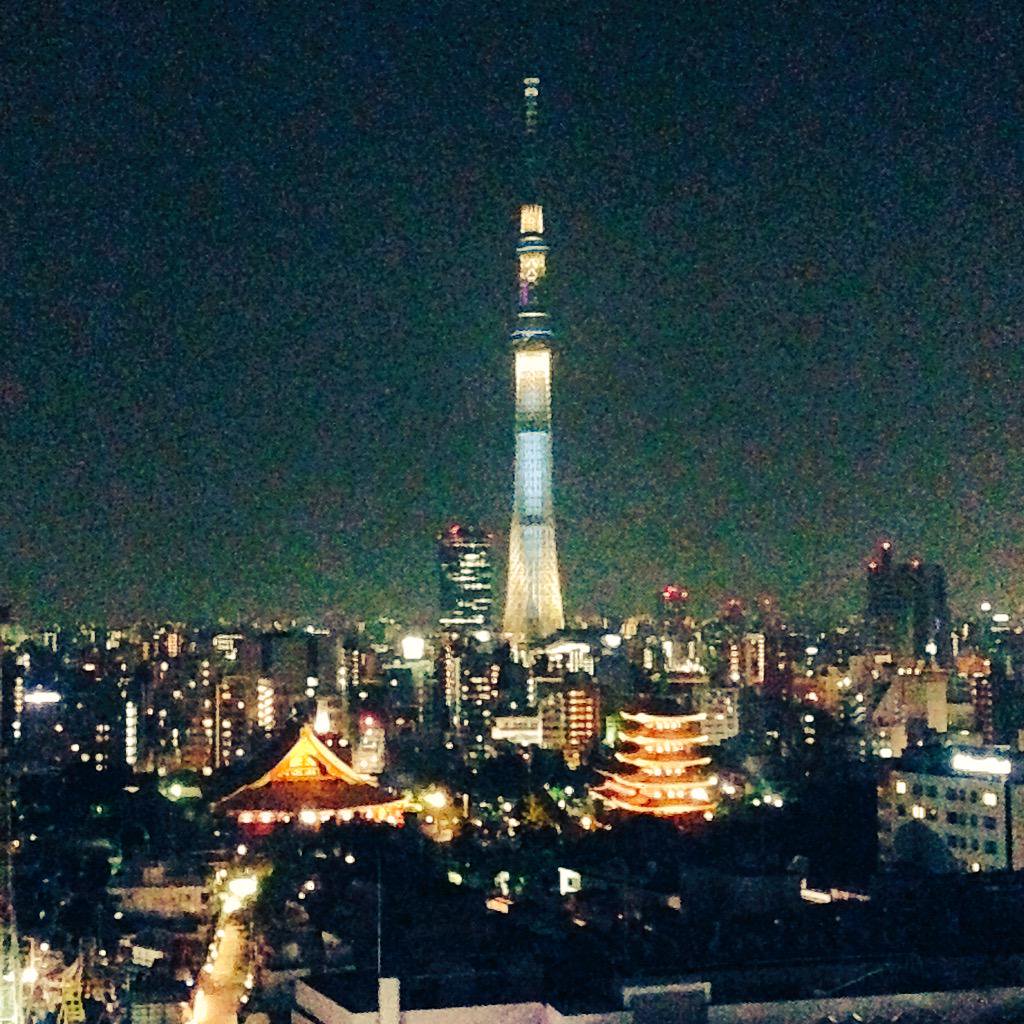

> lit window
[983,792,998,807]
[895,780,907,795]
[911,805,925,820]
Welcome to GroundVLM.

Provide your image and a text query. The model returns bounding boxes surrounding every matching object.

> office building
[437,524,494,633]
[456,656,501,759]
[537,675,601,767]
[866,543,951,664]
[878,746,1024,873]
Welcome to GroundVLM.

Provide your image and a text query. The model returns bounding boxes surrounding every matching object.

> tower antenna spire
[522,76,541,197]
[523,75,540,135]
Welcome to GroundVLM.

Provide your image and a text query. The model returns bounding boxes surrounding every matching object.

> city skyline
[10,9,1024,1024]
[6,4,1024,623]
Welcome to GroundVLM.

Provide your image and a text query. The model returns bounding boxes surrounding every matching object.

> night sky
[6,3,1024,625]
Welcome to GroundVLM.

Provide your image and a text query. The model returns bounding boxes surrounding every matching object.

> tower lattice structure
[595,705,718,819]
[503,76,566,641]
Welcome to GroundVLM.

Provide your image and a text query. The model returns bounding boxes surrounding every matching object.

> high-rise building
[438,524,494,633]
[866,542,951,664]
[742,632,766,685]
[456,656,501,760]
[537,675,601,768]
[907,559,952,664]
[504,76,565,641]
[694,684,740,745]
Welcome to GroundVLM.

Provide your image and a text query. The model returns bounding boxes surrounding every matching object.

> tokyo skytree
[503,76,565,641]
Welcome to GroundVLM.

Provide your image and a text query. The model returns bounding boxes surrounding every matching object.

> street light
[227,875,258,899]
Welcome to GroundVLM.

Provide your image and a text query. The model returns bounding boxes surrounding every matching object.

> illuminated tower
[504,76,566,641]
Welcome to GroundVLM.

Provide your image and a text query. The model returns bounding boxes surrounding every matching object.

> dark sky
[5,2,1024,625]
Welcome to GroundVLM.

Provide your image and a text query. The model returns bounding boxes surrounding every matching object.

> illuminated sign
[951,751,1011,776]
[558,867,582,896]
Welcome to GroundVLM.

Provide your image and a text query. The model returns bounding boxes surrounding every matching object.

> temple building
[216,724,405,832]
[594,703,718,819]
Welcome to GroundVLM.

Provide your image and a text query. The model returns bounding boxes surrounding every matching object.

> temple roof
[216,725,399,815]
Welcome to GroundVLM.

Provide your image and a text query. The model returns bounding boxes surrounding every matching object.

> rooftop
[301,969,622,1016]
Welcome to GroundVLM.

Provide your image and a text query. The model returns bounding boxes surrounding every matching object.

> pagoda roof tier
[215,725,404,822]
[595,793,715,817]
[598,771,716,797]
[594,778,715,816]
[620,730,710,748]
[615,750,713,769]
[621,709,706,727]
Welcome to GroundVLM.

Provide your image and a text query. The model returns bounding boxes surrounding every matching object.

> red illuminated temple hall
[594,701,718,819]
[216,724,406,832]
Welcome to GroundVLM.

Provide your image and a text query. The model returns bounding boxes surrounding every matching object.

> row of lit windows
[895,803,1000,831]
[894,778,998,806]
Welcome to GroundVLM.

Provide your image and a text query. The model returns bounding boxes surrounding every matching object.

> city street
[192,918,248,1024]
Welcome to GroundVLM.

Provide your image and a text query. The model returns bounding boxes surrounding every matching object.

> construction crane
[0,620,22,1024]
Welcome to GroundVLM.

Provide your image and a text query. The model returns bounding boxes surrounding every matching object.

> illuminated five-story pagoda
[594,701,718,819]
[503,76,566,642]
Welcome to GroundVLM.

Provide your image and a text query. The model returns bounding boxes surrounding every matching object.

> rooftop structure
[294,972,1024,1024]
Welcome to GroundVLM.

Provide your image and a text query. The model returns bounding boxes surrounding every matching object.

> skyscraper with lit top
[503,76,566,641]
